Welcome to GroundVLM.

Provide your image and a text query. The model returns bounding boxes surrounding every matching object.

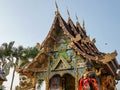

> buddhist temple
[16,4,120,90]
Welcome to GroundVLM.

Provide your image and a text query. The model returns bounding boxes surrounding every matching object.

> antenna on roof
[55,0,59,15]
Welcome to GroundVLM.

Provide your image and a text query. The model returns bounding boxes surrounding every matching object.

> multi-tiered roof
[19,7,120,81]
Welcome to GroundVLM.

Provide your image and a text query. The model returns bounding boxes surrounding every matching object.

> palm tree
[0,41,15,90]
[0,41,14,66]
[0,45,6,86]
[2,41,15,58]
[10,45,29,90]
[0,42,39,90]
[0,45,5,65]
[18,46,39,67]
[10,45,39,90]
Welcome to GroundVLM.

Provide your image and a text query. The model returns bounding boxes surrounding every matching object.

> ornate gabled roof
[21,10,119,78]
[39,12,103,61]
[40,13,73,50]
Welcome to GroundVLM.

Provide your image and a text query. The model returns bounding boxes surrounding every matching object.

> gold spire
[76,14,79,22]
[76,14,79,26]
[82,19,85,30]
[67,8,70,19]
[55,0,59,15]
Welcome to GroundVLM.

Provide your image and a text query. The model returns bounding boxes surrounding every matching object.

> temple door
[62,74,75,90]
[50,75,61,90]
[50,74,75,90]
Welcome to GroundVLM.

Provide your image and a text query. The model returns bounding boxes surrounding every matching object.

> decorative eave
[15,62,32,74]
[102,51,118,76]
[75,24,101,55]
[102,51,117,63]
[67,16,78,36]
[21,51,49,73]
[40,15,58,50]
[26,67,47,73]
[76,20,87,38]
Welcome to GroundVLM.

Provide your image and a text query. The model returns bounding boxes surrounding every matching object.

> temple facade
[16,9,120,90]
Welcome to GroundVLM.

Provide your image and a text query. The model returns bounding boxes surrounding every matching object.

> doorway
[62,74,75,90]
[50,74,75,90]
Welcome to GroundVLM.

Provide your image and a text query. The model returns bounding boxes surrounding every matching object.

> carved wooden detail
[102,51,117,63]
[101,75,116,90]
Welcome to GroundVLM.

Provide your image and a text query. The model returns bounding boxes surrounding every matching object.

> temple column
[46,57,50,90]
[75,68,79,90]
[75,58,79,90]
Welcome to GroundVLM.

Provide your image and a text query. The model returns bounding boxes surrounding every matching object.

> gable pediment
[51,56,71,70]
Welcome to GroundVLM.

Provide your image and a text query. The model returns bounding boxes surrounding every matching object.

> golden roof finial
[55,0,59,15]
[76,14,80,26]
[67,8,70,18]
[67,8,71,22]
[76,14,79,24]
[76,14,79,23]
[82,19,85,30]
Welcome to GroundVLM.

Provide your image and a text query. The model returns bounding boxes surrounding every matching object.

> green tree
[0,41,15,65]
[0,41,15,90]
[0,41,39,90]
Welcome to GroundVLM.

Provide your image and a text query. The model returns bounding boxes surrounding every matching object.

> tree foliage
[0,41,39,89]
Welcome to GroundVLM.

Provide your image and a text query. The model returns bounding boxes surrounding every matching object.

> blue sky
[0,0,120,89]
